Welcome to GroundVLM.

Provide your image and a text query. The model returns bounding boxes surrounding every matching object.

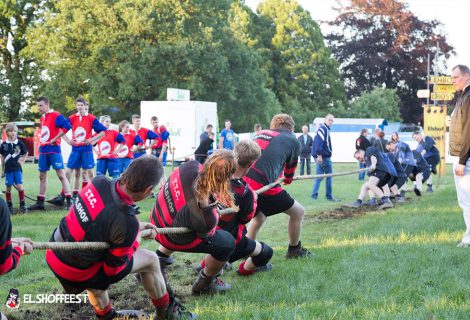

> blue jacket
[311,123,332,158]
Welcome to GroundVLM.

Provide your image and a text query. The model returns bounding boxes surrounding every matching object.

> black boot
[191,270,231,295]
[19,201,28,214]
[7,201,13,214]
[27,199,45,211]
[285,241,313,259]
[65,196,73,210]
[156,297,197,319]
[47,194,65,206]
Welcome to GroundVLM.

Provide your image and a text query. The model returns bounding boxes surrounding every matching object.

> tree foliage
[27,0,281,131]
[0,0,49,121]
[350,87,401,121]
[327,0,453,124]
[251,0,347,128]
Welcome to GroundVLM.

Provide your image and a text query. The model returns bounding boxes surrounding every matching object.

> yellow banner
[423,105,447,176]
[430,92,454,101]
[434,85,455,93]
[429,76,452,84]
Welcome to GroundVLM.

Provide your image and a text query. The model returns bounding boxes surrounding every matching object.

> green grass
[1,163,468,319]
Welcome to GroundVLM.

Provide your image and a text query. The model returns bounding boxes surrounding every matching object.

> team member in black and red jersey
[217,140,273,275]
[151,150,237,295]
[244,114,311,259]
[28,96,73,211]
[1,197,33,320]
[45,156,195,319]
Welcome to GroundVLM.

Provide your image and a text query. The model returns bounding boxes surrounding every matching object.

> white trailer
[140,101,218,161]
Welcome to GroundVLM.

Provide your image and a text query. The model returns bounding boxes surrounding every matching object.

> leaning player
[45,156,195,319]
[412,131,440,192]
[151,150,236,295]
[409,150,432,196]
[351,147,394,209]
[245,114,312,258]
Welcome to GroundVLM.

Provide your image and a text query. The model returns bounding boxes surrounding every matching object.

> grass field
[0,162,468,320]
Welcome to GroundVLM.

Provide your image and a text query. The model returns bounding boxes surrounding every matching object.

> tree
[350,87,401,121]
[0,0,48,121]
[27,0,280,131]
[251,0,347,128]
[327,0,453,123]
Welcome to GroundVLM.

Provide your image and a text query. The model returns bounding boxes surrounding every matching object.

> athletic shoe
[47,194,65,206]
[65,197,73,210]
[27,201,45,211]
[255,262,273,272]
[19,204,28,214]
[395,196,405,204]
[378,199,393,209]
[347,200,363,208]
[365,198,378,206]
[427,185,434,193]
[223,262,232,271]
[413,188,421,196]
[192,271,232,295]
[285,242,313,259]
[156,297,197,319]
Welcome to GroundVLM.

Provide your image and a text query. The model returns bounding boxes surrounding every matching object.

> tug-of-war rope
[29,168,367,251]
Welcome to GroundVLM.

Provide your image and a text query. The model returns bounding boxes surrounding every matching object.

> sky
[244,0,469,75]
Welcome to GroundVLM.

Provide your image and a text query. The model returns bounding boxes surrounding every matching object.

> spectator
[219,120,235,150]
[297,125,313,176]
[311,114,340,202]
[355,128,371,181]
[449,64,470,247]
[200,124,214,156]
[194,132,215,164]
[390,132,400,143]
[369,128,381,146]
[250,123,262,140]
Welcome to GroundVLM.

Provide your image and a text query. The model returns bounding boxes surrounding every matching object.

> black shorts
[369,170,390,188]
[404,165,416,177]
[395,177,406,189]
[256,190,295,217]
[174,229,235,262]
[228,235,257,264]
[53,260,133,295]
[387,176,397,188]
[409,167,431,182]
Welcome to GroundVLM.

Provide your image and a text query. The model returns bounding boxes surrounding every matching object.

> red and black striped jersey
[150,160,219,250]
[0,198,23,275]
[46,176,139,283]
[244,129,300,195]
[217,178,256,244]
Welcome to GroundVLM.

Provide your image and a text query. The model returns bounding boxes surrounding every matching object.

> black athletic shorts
[387,176,397,188]
[395,177,406,189]
[228,234,257,264]
[256,190,295,217]
[409,167,431,182]
[54,260,134,295]
[174,229,235,262]
[369,170,390,188]
[404,165,416,177]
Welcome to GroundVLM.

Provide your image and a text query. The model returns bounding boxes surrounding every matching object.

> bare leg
[243,241,262,271]
[39,171,47,196]
[87,289,110,311]
[56,169,71,194]
[203,255,226,277]
[246,212,267,240]
[131,249,167,299]
[285,200,304,246]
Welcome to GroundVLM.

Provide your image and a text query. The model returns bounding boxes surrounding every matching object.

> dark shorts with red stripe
[50,261,133,295]
[228,234,257,264]
[256,190,295,217]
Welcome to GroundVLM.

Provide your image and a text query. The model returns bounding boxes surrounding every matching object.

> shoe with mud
[255,262,273,272]
[413,188,421,196]
[394,196,405,204]
[47,194,65,206]
[378,198,393,209]
[365,198,378,206]
[192,270,232,295]
[157,297,197,319]
[285,242,313,259]
[27,200,45,211]
[347,200,363,209]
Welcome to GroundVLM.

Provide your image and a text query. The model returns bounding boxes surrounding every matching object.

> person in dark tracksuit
[297,125,313,175]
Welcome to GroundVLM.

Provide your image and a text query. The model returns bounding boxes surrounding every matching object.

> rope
[218,168,367,215]
[32,228,191,251]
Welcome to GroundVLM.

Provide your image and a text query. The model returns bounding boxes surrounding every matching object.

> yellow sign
[434,85,455,93]
[430,92,454,101]
[423,105,447,176]
[429,76,452,84]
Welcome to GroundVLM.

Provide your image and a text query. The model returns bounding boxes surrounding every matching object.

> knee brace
[252,242,273,267]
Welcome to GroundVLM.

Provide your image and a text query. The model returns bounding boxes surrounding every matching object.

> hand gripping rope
[28,168,366,251]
